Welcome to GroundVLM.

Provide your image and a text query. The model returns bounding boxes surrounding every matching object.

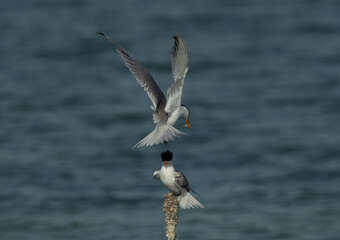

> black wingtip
[161,150,173,161]
[97,32,105,36]
[191,189,200,196]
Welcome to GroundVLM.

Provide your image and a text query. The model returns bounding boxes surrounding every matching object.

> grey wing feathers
[153,171,160,180]
[98,32,166,110]
[174,171,190,192]
[171,36,189,81]
[165,36,189,114]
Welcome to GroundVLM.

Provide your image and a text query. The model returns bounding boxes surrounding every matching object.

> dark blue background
[1,1,340,239]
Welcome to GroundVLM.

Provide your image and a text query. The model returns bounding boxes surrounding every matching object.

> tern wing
[153,171,160,180]
[174,170,190,192]
[174,171,204,209]
[98,32,166,110]
[165,36,189,114]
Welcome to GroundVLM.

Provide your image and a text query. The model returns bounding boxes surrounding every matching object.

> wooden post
[163,193,179,240]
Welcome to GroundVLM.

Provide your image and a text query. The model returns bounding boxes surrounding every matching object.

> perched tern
[98,32,191,148]
[153,150,204,209]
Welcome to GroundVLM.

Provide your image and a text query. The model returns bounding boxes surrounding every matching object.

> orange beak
[163,161,168,166]
[186,119,191,129]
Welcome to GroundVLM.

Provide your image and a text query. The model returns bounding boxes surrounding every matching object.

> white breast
[160,165,181,195]
[166,108,180,125]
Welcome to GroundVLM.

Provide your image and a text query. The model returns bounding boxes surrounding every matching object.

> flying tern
[153,150,204,209]
[98,32,191,148]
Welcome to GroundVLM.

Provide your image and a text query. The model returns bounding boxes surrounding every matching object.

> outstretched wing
[98,32,166,110]
[165,36,189,114]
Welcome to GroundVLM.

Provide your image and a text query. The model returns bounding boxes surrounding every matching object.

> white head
[180,104,191,129]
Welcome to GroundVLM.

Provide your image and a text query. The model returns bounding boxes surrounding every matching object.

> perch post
[163,193,179,240]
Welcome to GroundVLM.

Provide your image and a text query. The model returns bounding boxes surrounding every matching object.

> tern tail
[132,124,186,148]
[177,191,204,209]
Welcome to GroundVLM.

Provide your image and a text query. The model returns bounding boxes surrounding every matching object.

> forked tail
[133,124,186,148]
[177,191,204,209]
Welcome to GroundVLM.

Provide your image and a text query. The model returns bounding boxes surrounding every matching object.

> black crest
[161,150,173,161]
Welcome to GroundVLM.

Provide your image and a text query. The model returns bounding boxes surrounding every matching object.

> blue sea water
[1,0,340,239]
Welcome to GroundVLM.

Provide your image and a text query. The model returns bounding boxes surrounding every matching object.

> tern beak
[163,161,168,166]
[186,119,191,129]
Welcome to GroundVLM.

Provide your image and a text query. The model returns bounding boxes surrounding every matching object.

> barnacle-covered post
[163,193,179,240]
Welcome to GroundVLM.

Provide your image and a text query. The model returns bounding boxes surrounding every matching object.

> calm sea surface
[1,1,340,239]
